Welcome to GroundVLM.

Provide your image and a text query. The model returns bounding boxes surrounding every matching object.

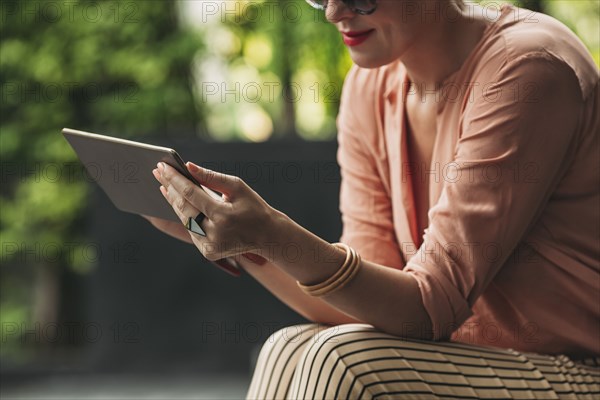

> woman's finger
[187,162,245,198]
[156,163,216,218]
[160,184,203,228]
[192,218,223,258]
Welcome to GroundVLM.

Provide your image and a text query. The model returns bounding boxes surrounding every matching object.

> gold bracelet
[301,244,355,296]
[309,247,361,297]
[297,242,362,297]
[298,243,351,292]
[309,245,361,297]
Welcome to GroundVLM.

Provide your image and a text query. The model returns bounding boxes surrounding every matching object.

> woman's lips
[341,29,375,47]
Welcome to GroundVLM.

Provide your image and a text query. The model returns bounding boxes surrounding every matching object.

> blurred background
[1,0,598,398]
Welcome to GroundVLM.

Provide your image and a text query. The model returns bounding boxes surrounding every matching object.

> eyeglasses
[305,0,378,16]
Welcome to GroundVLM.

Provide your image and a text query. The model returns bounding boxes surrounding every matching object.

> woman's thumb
[186,162,239,195]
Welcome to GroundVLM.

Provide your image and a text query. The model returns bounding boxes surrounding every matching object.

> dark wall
[78,139,342,375]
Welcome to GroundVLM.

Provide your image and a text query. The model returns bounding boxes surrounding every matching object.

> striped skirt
[246,323,600,399]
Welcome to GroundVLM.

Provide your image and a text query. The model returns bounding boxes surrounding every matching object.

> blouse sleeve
[403,52,584,340]
[337,65,405,268]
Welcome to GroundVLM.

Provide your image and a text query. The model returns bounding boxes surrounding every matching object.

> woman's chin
[349,52,398,69]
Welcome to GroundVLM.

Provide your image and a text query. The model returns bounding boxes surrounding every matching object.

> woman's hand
[152,161,284,261]
[141,214,194,244]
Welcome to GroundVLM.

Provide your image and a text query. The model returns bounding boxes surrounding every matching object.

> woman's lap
[246,323,600,400]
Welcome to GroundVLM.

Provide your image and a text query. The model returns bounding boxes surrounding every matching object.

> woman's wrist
[259,208,346,284]
[258,207,290,262]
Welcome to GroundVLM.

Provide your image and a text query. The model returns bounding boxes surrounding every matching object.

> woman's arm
[155,162,434,340]
[236,255,363,325]
[141,212,361,325]
[246,211,433,339]
[141,207,419,331]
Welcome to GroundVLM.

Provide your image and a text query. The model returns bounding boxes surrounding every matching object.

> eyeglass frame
[305,0,379,16]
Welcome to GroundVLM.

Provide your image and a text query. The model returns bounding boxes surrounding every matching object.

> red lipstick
[341,29,374,47]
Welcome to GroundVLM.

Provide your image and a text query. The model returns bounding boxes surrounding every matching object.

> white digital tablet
[62,128,220,222]
[62,128,242,276]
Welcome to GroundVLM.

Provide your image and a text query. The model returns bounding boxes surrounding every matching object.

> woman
[148,0,599,398]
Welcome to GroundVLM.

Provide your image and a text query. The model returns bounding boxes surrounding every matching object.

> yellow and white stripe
[247,324,600,400]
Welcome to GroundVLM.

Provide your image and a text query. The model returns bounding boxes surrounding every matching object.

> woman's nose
[325,0,355,23]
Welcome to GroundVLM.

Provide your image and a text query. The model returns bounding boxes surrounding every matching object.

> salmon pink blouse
[336,4,599,357]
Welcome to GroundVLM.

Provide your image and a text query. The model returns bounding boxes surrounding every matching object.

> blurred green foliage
[1,0,598,360]
[0,0,202,358]
[182,0,350,141]
[543,0,600,66]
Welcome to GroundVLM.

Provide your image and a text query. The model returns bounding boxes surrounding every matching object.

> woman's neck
[402,3,499,94]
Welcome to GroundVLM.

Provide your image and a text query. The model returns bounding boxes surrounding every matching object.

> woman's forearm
[262,211,434,340]
[237,256,363,326]
[153,162,432,339]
